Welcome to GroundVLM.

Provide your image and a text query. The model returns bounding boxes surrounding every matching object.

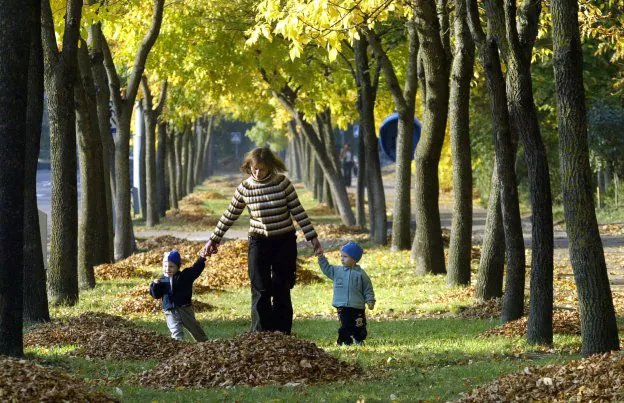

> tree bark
[87,22,114,262]
[157,122,168,216]
[0,0,31,356]
[42,0,82,305]
[23,0,50,324]
[141,77,167,227]
[75,42,110,290]
[356,131,367,227]
[551,0,619,356]
[186,123,195,195]
[411,1,449,275]
[175,129,185,200]
[166,128,178,210]
[447,0,475,286]
[366,25,418,250]
[135,102,147,218]
[467,0,525,322]
[475,166,505,300]
[354,36,387,245]
[101,0,165,260]
[199,115,214,182]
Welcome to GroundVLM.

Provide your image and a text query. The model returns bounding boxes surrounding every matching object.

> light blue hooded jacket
[318,255,375,309]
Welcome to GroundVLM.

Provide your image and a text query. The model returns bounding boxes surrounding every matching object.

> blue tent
[378,113,422,162]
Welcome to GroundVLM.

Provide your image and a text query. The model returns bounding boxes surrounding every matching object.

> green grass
[28,239,593,402]
[28,177,622,402]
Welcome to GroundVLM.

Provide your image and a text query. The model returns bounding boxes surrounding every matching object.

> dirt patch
[0,357,117,402]
[459,351,624,402]
[132,332,359,388]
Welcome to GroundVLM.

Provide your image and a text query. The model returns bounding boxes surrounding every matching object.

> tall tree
[365,24,418,250]
[447,0,475,286]
[23,0,50,323]
[410,0,450,275]
[101,0,165,259]
[353,37,387,244]
[141,76,167,227]
[484,0,554,346]
[166,128,178,210]
[75,40,111,289]
[0,0,32,356]
[157,121,169,216]
[87,21,114,262]
[42,0,83,305]
[551,0,619,356]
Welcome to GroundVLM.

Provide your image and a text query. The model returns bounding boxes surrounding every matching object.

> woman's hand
[202,240,219,256]
[310,237,323,255]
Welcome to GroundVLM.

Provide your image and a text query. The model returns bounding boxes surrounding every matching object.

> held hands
[311,237,323,256]
[201,240,219,257]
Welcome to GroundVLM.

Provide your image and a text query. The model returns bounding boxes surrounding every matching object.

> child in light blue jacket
[317,241,375,345]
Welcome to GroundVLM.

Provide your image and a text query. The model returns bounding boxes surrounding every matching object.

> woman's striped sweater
[209,174,317,243]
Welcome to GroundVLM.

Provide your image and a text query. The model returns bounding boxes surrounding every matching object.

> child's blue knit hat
[341,241,363,262]
[164,250,181,267]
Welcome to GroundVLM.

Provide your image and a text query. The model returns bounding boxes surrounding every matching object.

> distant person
[149,250,208,341]
[339,144,354,186]
[201,147,323,334]
[316,241,376,345]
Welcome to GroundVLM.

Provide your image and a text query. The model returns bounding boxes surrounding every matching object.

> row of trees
[1,0,622,358]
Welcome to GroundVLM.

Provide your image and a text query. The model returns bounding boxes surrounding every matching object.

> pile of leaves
[24,312,179,361]
[137,235,185,251]
[459,351,624,402]
[599,223,624,235]
[304,224,369,241]
[433,286,475,304]
[133,332,359,388]
[94,263,154,281]
[0,357,117,402]
[163,208,220,227]
[483,310,581,337]
[112,286,215,315]
[457,298,503,320]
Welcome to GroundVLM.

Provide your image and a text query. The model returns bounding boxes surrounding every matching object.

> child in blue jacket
[317,241,375,345]
[149,250,208,342]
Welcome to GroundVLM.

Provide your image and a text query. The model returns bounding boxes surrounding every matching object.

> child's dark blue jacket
[149,257,205,311]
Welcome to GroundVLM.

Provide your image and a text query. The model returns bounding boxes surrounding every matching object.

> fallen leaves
[483,310,581,337]
[94,263,154,281]
[459,351,624,402]
[112,286,215,315]
[132,332,359,388]
[0,357,117,402]
[24,312,180,361]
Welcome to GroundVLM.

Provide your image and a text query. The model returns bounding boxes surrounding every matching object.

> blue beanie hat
[341,241,363,262]
[164,250,181,267]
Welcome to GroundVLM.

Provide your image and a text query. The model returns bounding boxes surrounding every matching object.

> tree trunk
[87,22,114,262]
[366,27,417,250]
[200,116,214,182]
[466,1,526,322]
[356,132,366,227]
[185,124,195,195]
[23,0,50,324]
[447,0,475,286]
[134,102,147,218]
[167,129,178,210]
[354,36,387,245]
[175,129,185,200]
[193,118,205,186]
[474,166,505,300]
[157,122,168,216]
[42,0,82,305]
[0,0,31,356]
[411,2,449,276]
[551,0,619,356]
[76,42,110,289]
[101,0,165,260]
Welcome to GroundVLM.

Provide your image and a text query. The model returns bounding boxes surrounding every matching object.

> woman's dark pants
[248,232,297,333]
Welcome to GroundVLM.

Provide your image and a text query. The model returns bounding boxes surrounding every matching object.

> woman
[202,147,322,334]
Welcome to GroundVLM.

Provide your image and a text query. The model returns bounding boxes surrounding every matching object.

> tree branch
[155,80,168,115]
[61,0,83,70]
[404,18,419,108]
[100,34,123,120]
[124,0,165,115]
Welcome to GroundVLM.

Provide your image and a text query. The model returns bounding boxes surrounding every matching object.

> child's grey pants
[164,305,207,342]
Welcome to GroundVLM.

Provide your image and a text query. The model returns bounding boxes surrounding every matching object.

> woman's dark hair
[240,147,287,175]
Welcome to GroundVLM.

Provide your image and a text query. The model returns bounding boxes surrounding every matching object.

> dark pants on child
[337,307,367,345]
[248,232,297,334]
